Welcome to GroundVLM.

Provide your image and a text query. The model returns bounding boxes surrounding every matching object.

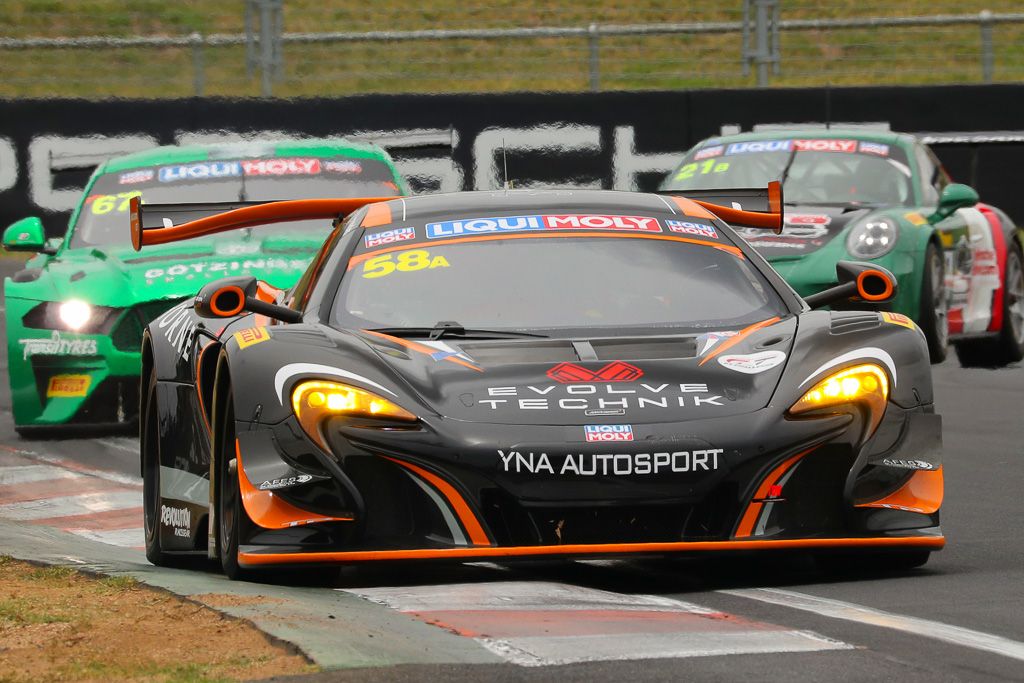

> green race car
[2,140,409,433]
[661,129,1024,366]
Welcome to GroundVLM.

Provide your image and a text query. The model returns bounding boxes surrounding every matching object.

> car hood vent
[458,340,578,365]
[458,336,699,365]
[830,312,882,334]
[591,337,697,360]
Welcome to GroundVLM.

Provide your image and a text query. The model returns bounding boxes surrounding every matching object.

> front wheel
[918,242,948,364]
[217,386,252,581]
[142,368,169,566]
[955,243,1024,367]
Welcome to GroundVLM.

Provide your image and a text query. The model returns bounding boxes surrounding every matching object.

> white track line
[0,464,81,486]
[722,588,1024,663]
[68,527,144,549]
[95,438,139,455]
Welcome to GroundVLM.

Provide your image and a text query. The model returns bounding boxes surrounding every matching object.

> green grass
[0,598,70,625]
[0,1,1023,96]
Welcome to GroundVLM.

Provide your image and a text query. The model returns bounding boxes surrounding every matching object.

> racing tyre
[954,243,1024,367]
[217,385,253,581]
[919,243,948,364]
[142,368,177,567]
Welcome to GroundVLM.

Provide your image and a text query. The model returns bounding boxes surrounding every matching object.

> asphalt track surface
[2,256,1024,682]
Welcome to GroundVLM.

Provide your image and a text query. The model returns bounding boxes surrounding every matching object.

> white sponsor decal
[718,350,787,374]
[156,300,197,361]
[497,448,723,476]
[144,258,311,281]
[258,474,314,490]
[881,458,937,471]
[19,331,98,361]
[480,383,724,412]
[160,504,191,538]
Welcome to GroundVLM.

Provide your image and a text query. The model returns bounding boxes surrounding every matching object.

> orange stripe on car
[361,329,483,372]
[699,316,782,366]
[235,440,354,529]
[855,466,944,514]
[347,231,744,269]
[668,195,717,219]
[361,201,394,228]
[734,446,815,538]
[238,535,945,566]
[382,455,491,546]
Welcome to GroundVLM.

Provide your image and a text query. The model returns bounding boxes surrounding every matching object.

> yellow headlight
[291,380,417,448]
[788,364,889,435]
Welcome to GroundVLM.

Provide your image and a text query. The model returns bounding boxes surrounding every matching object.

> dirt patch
[0,556,315,682]
[193,593,286,608]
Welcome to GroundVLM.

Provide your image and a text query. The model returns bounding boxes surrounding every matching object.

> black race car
[134,187,944,580]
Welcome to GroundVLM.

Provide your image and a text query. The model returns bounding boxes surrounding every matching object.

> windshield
[334,218,789,334]
[661,138,914,207]
[70,157,401,249]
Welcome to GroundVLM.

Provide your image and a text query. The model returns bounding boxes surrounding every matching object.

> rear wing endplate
[128,196,395,251]
[659,181,784,234]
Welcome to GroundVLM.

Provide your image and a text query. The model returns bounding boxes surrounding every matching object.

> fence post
[755,1,769,86]
[588,23,600,92]
[190,32,205,97]
[980,9,994,84]
[259,0,275,97]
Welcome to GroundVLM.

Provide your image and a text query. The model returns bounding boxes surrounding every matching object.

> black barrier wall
[1,84,1023,238]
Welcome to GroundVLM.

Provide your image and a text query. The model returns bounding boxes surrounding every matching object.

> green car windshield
[69,157,402,249]
[661,138,914,207]
[336,234,789,333]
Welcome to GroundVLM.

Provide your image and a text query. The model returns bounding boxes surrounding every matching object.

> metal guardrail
[1,11,1022,96]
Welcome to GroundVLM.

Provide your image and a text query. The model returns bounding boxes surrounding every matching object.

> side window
[915,143,947,205]
[288,208,366,311]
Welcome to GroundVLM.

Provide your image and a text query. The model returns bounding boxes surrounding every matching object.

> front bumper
[231,400,945,568]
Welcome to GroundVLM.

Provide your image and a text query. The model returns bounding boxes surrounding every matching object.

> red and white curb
[0,444,143,550]
[344,580,852,666]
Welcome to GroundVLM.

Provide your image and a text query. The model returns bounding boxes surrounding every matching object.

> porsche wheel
[955,243,1024,367]
[919,243,948,364]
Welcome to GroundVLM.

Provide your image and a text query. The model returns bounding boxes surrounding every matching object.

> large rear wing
[658,180,784,234]
[128,196,395,251]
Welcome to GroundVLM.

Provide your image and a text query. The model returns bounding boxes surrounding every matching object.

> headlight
[58,300,92,330]
[22,301,118,333]
[788,363,889,436]
[846,217,899,259]
[291,380,417,449]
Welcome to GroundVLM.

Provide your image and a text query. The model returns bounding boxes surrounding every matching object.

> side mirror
[929,183,979,223]
[804,261,898,310]
[194,276,302,324]
[2,217,49,253]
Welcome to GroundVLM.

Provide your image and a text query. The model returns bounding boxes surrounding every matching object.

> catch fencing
[1,3,1023,97]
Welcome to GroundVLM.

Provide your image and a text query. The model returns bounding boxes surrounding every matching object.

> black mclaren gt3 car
[133,186,944,580]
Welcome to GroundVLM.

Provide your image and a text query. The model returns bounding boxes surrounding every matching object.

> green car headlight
[846,217,899,260]
[21,301,119,334]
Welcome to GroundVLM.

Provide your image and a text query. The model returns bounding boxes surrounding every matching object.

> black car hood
[736,205,871,259]
[357,319,797,426]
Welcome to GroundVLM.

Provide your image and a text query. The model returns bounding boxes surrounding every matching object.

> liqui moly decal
[792,139,858,153]
[726,140,792,155]
[666,220,718,239]
[584,425,634,442]
[240,157,321,176]
[365,226,416,248]
[425,214,661,239]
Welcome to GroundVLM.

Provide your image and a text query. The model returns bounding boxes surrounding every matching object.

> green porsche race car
[2,140,409,433]
[661,129,1024,366]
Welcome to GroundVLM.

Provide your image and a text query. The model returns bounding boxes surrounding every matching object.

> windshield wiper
[368,321,548,340]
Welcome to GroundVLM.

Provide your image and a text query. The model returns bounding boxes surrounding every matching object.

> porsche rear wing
[128,196,395,251]
[658,180,784,234]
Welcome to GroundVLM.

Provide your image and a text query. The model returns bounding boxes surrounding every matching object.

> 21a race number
[361,250,450,279]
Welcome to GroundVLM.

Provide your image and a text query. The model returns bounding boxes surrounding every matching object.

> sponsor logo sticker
[240,157,321,176]
[497,448,723,476]
[792,139,858,153]
[584,424,634,442]
[324,160,363,174]
[785,214,831,227]
[160,504,191,538]
[18,332,98,361]
[858,141,891,156]
[547,361,643,383]
[726,140,792,155]
[234,327,271,349]
[119,169,154,184]
[425,214,661,239]
[365,226,416,249]
[717,350,787,374]
[882,458,937,470]
[46,374,91,398]
[666,220,718,239]
[159,161,242,183]
[904,211,928,226]
[259,474,315,490]
[881,311,919,331]
[693,145,725,160]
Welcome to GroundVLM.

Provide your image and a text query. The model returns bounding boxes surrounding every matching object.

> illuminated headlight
[291,380,417,449]
[789,364,889,436]
[846,217,899,259]
[58,300,93,331]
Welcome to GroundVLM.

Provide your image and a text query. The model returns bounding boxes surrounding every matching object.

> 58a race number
[362,250,450,279]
